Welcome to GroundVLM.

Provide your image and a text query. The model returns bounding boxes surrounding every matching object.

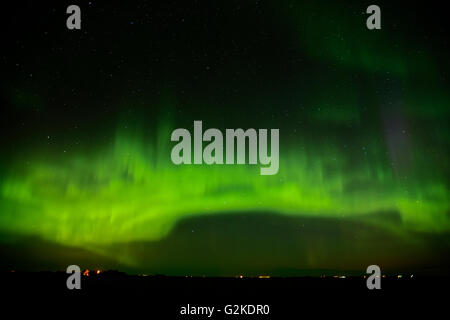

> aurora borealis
[1,1,449,275]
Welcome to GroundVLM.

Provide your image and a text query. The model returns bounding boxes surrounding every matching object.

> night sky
[1,0,449,276]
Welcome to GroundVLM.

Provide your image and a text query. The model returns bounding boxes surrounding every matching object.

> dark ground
[2,272,448,318]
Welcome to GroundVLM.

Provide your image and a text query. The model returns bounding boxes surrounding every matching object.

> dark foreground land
[1,272,448,318]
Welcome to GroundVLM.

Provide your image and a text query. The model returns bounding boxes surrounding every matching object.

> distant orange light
[258,275,270,279]
[83,270,89,276]
[96,270,101,274]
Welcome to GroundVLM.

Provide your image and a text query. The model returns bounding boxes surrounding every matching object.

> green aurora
[1,101,449,267]
[1,1,449,274]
